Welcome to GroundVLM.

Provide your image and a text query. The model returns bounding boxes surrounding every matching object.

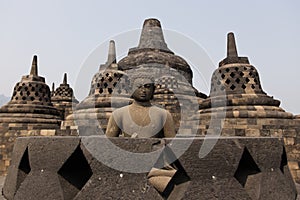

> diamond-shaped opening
[16,147,31,191]
[234,147,261,187]
[108,88,113,94]
[148,146,190,199]
[108,77,113,82]
[235,78,240,84]
[251,84,255,89]
[58,145,93,199]
[235,67,239,71]
[117,88,122,94]
[239,72,244,77]
[221,74,225,79]
[225,79,231,84]
[242,84,246,89]
[245,77,250,83]
[280,146,288,174]
[225,68,230,72]
[230,72,235,78]
[103,83,108,88]
[230,84,236,90]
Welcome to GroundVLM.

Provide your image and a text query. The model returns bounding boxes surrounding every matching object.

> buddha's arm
[163,111,176,138]
[106,115,121,137]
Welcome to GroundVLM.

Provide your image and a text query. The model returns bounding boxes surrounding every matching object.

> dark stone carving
[51,73,79,120]
[58,145,92,199]
[16,147,31,192]
[3,137,297,200]
[234,147,261,187]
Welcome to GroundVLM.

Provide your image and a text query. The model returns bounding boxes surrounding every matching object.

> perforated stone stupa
[64,40,132,134]
[192,32,300,182]
[0,55,61,174]
[193,32,294,135]
[51,73,79,120]
[0,55,61,130]
[118,18,206,131]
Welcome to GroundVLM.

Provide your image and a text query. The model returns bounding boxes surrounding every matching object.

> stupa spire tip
[227,32,238,57]
[30,55,38,76]
[63,73,67,84]
[107,40,116,64]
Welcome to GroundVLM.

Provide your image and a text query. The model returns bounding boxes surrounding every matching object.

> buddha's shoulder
[151,105,170,114]
[112,106,130,117]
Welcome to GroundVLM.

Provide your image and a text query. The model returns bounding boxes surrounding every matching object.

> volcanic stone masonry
[1,18,300,198]
[2,137,297,200]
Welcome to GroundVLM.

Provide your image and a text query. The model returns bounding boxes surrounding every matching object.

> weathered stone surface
[3,137,297,200]
[194,32,300,183]
[51,73,79,120]
[118,18,193,85]
[0,56,62,175]
[63,41,132,134]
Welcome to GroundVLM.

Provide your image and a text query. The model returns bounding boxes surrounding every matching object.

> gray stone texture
[0,56,62,175]
[3,137,297,200]
[51,73,79,120]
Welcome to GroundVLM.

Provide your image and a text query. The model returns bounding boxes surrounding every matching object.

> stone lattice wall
[3,137,297,200]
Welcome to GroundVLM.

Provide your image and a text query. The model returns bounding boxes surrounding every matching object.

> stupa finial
[52,82,55,92]
[107,40,116,65]
[63,73,67,84]
[30,55,38,76]
[219,32,249,67]
[227,32,238,58]
[133,18,172,53]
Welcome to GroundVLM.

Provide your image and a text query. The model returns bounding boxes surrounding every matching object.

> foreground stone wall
[0,128,78,175]
[3,136,297,200]
[190,114,300,183]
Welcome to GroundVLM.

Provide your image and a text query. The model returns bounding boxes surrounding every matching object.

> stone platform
[3,136,297,200]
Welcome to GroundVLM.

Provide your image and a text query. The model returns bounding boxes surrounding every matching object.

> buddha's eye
[144,84,152,88]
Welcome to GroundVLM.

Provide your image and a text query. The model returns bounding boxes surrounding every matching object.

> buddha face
[132,80,154,102]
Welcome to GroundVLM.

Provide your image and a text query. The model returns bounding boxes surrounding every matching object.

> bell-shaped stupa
[118,18,206,131]
[118,18,196,86]
[64,41,131,134]
[0,55,61,130]
[51,73,79,120]
[192,33,300,182]
[198,32,292,121]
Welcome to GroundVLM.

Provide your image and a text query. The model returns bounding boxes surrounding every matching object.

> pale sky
[0,0,299,114]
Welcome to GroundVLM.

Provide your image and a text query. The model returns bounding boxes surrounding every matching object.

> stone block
[245,129,260,137]
[235,129,245,136]
[40,129,56,136]
[288,161,300,170]
[284,137,295,146]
